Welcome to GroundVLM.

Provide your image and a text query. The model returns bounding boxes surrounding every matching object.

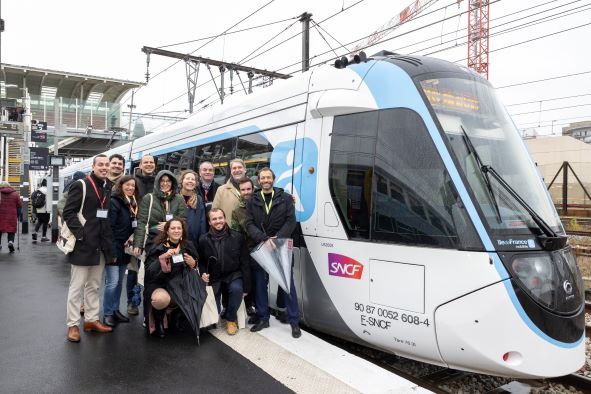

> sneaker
[8,242,15,253]
[41,237,50,242]
[32,233,37,243]
[226,321,238,336]
[127,304,139,315]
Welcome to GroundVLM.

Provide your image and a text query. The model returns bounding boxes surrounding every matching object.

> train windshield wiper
[481,165,567,250]
[460,126,502,222]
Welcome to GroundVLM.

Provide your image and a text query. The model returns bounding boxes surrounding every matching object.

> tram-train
[61,51,585,378]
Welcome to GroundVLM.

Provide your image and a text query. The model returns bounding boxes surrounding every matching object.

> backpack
[31,190,46,209]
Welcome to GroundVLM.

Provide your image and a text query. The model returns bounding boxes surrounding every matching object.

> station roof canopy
[1,63,143,104]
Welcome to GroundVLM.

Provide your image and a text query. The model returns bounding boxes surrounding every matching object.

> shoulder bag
[56,180,86,255]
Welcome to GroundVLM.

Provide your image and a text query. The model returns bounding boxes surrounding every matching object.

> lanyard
[261,190,274,215]
[125,195,138,217]
[88,176,107,209]
[166,242,180,255]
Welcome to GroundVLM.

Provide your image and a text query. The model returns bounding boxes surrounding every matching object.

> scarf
[108,173,124,185]
[181,191,197,209]
[230,177,241,191]
[125,195,138,218]
[209,224,229,241]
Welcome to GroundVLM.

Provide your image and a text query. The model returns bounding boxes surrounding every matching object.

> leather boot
[154,310,166,339]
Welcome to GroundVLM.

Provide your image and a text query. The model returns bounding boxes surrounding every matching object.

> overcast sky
[1,0,590,136]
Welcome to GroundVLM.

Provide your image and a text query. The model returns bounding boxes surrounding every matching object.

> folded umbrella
[167,267,207,344]
[250,238,293,295]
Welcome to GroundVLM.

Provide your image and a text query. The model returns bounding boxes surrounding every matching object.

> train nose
[434,280,585,378]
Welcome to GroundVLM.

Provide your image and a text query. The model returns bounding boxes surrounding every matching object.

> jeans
[254,265,299,324]
[126,269,139,306]
[103,265,127,316]
[212,277,243,323]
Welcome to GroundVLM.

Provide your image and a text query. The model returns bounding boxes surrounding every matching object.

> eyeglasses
[160,179,172,183]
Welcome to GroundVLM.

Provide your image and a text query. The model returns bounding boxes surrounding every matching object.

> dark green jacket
[133,170,187,248]
[230,198,255,249]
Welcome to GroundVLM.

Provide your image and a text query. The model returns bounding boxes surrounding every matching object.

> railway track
[301,323,591,393]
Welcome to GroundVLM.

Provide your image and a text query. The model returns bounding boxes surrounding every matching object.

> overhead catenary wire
[505,93,591,107]
[509,103,591,116]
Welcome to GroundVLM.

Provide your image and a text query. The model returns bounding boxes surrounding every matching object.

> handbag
[200,286,219,328]
[56,180,86,255]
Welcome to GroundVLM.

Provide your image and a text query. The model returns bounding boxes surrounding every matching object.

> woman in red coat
[0,181,23,253]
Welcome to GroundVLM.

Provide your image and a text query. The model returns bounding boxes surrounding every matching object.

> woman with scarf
[198,208,251,335]
[133,170,187,256]
[103,176,138,327]
[178,170,206,247]
[144,218,199,338]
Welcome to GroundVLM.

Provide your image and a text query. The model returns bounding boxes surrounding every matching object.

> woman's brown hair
[113,176,140,200]
[153,217,189,248]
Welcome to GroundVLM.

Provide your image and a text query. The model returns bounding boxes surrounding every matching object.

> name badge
[131,220,138,228]
[172,254,184,264]
[96,209,108,218]
[166,214,174,221]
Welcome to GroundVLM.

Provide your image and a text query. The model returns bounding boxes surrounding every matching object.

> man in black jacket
[197,161,219,215]
[64,154,113,342]
[127,154,156,315]
[246,167,300,338]
[135,155,156,199]
[199,208,251,336]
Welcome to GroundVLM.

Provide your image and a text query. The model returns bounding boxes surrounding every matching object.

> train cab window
[329,109,482,250]
[236,133,272,187]
[156,148,195,177]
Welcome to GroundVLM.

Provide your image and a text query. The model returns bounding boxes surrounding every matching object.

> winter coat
[212,179,241,221]
[198,228,251,294]
[246,187,297,246]
[184,193,206,247]
[63,173,113,266]
[230,198,256,250]
[133,170,187,249]
[135,172,155,200]
[143,240,201,324]
[0,186,23,233]
[197,181,220,208]
[109,195,135,266]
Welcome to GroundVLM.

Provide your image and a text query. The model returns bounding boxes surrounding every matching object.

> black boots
[154,310,166,338]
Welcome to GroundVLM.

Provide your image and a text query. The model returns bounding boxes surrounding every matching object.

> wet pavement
[0,233,292,393]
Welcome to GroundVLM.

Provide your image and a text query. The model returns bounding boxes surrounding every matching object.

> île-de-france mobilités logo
[270,138,318,222]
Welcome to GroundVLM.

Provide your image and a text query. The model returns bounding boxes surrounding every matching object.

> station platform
[0,234,429,393]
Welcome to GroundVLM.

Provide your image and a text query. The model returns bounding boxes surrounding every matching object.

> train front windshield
[420,77,562,237]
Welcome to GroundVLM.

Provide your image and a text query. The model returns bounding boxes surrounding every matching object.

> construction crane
[467,0,490,79]
[351,0,439,53]
[351,0,490,80]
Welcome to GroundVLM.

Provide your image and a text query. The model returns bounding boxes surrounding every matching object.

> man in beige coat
[212,158,247,220]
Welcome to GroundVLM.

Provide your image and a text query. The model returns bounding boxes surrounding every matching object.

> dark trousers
[253,265,299,324]
[212,277,243,322]
[127,269,139,306]
[35,213,50,236]
[0,232,15,244]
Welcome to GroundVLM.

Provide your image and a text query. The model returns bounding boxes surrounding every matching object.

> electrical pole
[300,12,312,72]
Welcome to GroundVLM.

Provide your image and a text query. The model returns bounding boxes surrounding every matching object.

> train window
[236,133,272,186]
[372,108,481,249]
[194,138,236,184]
[154,148,195,177]
[329,109,482,250]
[329,111,378,240]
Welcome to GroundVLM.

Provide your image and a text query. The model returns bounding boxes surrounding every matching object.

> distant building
[562,121,591,144]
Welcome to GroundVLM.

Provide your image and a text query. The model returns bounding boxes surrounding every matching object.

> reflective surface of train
[61,52,585,378]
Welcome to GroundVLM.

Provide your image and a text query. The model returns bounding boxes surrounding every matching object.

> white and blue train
[61,51,585,378]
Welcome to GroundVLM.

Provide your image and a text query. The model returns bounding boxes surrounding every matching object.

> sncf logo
[328,253,363,280]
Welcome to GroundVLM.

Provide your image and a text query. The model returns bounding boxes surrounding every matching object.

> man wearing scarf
[106,154,125,190]
[198,208,251,336]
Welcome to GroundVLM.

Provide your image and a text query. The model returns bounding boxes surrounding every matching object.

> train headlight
[510,249,583,314]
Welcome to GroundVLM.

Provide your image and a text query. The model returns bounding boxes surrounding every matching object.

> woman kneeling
[144,218,200,338]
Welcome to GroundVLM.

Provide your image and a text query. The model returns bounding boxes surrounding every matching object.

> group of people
[64,153,301,343]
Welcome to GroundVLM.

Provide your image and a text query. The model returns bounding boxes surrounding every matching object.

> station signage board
[29,147,49,170]
[31,129,48,143]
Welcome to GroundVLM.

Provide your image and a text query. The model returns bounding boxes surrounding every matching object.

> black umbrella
[167,267,207,345]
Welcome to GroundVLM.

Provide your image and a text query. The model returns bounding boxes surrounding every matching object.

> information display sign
[29,147,49,170]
